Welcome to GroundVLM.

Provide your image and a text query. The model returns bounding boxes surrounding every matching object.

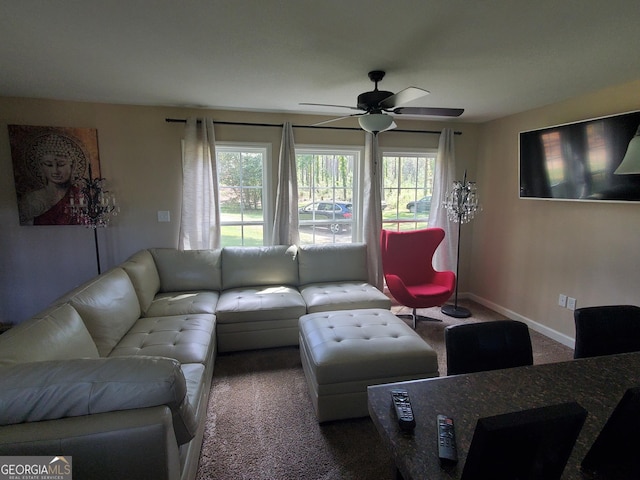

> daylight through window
[296,148,358,245]
[381,151,436,232]
[217,145,268,246]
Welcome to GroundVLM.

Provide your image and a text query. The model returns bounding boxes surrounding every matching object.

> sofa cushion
[109,314,215,365]
[221,245,298,290]
[216,286,306,323]
[121,249,161,315]
[297,243,369,285]
[0,356,196,445]
[150,248,222,293]
[299,281,391,313]
[145,291,219,317]
[0,303,99,366]
[61,268,141,357]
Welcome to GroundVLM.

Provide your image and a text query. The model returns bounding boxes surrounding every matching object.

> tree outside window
[381,151,436,232]
[217,145,267,246]
[296,148,358,245]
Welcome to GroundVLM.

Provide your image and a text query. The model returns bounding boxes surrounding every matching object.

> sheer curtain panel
[428,128,457,271]
[179,117,220,250]
[272,122,300,245]
[363,133,384,290]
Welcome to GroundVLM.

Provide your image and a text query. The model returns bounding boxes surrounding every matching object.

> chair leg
[396,308,442,329]
[395,312,416,328]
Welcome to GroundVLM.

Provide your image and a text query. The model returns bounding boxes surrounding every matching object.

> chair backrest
[380,228,444,286]
[445,320,533,375]
[574,305,640,359]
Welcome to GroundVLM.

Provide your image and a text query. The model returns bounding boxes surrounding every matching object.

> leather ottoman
[299,308,439,422]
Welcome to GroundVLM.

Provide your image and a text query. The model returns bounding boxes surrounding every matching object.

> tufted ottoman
[299,308,439,422]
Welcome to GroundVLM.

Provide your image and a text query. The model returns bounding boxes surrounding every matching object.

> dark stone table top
[367,352,640,479]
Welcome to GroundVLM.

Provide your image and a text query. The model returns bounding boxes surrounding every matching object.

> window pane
[296,150,357,244]
[382,152,436,231]
[217,146,266,246]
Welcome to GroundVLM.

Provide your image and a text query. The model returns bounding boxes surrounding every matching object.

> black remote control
[391,389,416,431]
[437,415,458,466]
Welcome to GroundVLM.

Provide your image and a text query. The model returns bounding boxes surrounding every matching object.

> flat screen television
[519,110,640,202]
[581,387,640,480]
[461,402,588,480]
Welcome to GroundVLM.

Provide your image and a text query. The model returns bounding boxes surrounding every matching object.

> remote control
[437,415,458,466]
[391,389,416,431]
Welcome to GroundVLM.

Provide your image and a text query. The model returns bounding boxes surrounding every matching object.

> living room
[1,4,639,344]
[1,2,640,477]
[3,79,639,339]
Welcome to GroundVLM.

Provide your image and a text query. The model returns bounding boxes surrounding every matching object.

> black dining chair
[573,305,640,359]
[445,320,533,375]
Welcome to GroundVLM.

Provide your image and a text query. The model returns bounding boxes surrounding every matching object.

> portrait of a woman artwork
[8,125,101,226]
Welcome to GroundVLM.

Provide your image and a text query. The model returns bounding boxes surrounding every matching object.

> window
[217,144,270,246]
[214,145,433,246]
[296,147,360,244]
[381,150,437,232]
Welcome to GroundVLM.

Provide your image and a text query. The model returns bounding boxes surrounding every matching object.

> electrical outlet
[567,297,577,311]
[558,294,567,307]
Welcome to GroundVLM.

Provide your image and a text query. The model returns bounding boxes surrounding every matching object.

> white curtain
[272,122,300,245]
[428,128,457,271]
[179,117,220,250]
[363,133,384,290]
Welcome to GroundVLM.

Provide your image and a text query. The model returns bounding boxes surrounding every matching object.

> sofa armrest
[0,407,181,480]
[0,356,196,445]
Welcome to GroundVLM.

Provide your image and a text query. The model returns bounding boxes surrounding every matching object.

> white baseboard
[465,293,576,349]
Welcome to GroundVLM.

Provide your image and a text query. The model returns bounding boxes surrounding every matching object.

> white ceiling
[1,1,639,123]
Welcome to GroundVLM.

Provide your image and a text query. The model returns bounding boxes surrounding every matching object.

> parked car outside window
[406,196,432,213]
[298,201,352,234]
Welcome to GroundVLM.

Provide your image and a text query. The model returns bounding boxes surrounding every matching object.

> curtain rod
[165,118,461,135]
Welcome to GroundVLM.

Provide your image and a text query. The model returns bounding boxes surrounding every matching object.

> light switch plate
[567,297,577,311]
[157,210,171,222]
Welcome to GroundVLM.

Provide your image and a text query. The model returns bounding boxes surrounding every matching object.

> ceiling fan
[301,70,464,134]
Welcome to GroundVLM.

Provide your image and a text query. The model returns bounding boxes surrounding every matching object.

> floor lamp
[441,170,480,318]
[69,165,119,274]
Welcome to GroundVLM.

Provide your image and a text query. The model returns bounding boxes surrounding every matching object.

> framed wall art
[8,125,101,226]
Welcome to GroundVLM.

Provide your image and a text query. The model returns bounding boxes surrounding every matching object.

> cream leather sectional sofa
[0,243,390,480]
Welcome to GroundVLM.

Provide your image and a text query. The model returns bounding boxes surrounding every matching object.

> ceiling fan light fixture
[358,113,394,134]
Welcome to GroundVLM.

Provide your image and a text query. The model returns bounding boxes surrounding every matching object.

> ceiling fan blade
[300,102,361,111]
[392,106,464,117]
[311,113,364,127]
[378,87,429,109]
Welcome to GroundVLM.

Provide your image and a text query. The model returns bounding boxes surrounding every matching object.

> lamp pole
[441,170,479,318]
[68,164,119,275]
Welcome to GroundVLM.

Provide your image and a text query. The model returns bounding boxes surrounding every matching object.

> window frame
[380,147,438,232]
[216,142,273,246]
[295,144,363,244]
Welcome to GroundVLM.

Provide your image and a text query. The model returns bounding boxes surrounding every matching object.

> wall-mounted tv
[519,110,640,202]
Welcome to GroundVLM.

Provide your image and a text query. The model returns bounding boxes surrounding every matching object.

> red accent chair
[380,228,456,328]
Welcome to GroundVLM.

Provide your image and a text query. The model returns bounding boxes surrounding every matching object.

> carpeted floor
[196,300,574,480]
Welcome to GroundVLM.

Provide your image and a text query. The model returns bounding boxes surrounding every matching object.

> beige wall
[471,79,640,346]
[0,97,479,323]
[3,81,637,335]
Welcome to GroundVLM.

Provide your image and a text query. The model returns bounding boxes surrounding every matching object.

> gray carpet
[196,300,574,480]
